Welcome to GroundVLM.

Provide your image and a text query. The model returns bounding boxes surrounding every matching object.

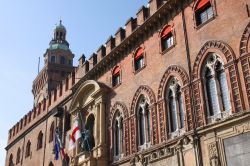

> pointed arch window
[112,66,121,87]
[137,96,151,150]
[113,111,124,160]
[9,154,13,166]
[134,47,145,71]
[166,78,185,138]
[37,131,43,150]
[195,0,214,26]
[161,25,174,51]
[25,140,31,158]
[203,54,231,123]
[49,122,54,143]
[16,148,21,164]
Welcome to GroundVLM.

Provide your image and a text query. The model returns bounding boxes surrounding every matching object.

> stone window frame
[111,65,122,88]
[132,47,147,74]
[109,102,129,159]
[201,53,232,124]
[159,24,176,54]
[112,110,124,161]
[16,147,21,164]
[25,140,31,158]
[165,77,186,139]
[192,40,243,127]
[193,0,217,29]
[37,131,43,150]
[136,95,151,151]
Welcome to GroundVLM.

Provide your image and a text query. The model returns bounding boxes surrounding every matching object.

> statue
[81,128,95,152]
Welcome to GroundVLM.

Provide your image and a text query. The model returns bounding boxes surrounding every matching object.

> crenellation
[115,27,125,46]
[136,5,149,26]
[83,60,90,75]
[105,36,116,55]
[125,17,137,37]
[16,123,19,134]
[148,0,163,15]
[78,54,86,66]
[89,53,98,70]
[97,45,106,62]
[33,107,36,119]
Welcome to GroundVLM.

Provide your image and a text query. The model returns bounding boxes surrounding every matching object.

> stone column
[99,102,105,145]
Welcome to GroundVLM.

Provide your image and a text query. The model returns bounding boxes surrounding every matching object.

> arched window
[134,47,145,71]
[37,131,43,150]
[203,54,231,123]
[16,148,21,164]
[195,0,214,26]
[60,56,65,64]
[113,111,124,160]
[137,96,150,150]
[161,25,174,51]
[166,77,185,138]
[112,66,121,87]
[25,140,31,158]
[48,161,54,166]
[49,122,54,143]
[9,154,13,166]
[50,55,56,63]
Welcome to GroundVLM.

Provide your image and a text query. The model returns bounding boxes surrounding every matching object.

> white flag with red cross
[68,118,81,150]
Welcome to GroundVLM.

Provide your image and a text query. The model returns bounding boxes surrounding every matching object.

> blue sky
[0,0,148,164]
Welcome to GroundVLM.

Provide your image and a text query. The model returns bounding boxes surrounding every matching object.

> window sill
[138,142,151,151]
[134,65,146,75]
[168,128,185,139]
[195,16,215,31]
[113,153,124,161]
[161,44,175,55]
[207,111,231,124]
[112,82,121,89]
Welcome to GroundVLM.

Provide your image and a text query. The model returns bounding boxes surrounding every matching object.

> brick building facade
[5,0,250,166]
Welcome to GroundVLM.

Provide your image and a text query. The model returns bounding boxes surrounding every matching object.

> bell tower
[32,20,75,105]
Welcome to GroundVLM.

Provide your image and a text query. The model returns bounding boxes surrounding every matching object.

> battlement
[8,0,173,143]
[74,0,168,78]
[8,68,77,143]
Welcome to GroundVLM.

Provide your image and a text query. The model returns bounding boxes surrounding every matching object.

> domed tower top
[49,20,69,50]
[54,20,66,40]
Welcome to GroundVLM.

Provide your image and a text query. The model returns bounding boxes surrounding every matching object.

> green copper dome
[49,43,69,50]
[55,20,66,30]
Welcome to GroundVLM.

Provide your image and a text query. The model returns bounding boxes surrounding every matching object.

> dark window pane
[135,56,144,71]
[162,34,174,51]
[112,75,120,87]
[196,5,213,25]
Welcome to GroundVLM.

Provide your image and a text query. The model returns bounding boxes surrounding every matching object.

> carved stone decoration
[239,21,250,55]
[235,122,250,134]
[240,22,250,106]
[193,40,236,79]
[130,85,156,116]
[157,65,192,142]
[109,102,129,127]
[192,40,243,126]
[208,142,220,166]
[130,85,158,151]
[109,101,130,156]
